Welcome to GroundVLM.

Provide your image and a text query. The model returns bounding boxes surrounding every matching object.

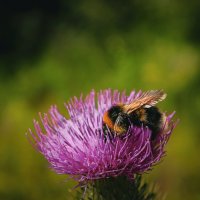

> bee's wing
[124,90,167,114]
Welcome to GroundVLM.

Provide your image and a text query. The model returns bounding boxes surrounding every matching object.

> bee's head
[102,105,122,129]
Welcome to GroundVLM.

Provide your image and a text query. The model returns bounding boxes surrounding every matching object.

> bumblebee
[102,90,167,140]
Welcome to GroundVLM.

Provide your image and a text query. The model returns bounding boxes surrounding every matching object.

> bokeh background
[0,1,200,200]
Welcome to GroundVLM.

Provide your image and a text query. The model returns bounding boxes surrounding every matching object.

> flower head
[29,89,176,183]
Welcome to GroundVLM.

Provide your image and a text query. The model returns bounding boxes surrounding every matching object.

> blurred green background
[0,1,200,200]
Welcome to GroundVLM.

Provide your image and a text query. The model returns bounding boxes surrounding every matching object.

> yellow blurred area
[1,1,200,199]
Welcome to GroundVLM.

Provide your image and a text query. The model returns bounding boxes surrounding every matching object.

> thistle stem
[76,175,157,200]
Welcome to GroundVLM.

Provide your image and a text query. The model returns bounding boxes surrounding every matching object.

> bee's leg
[150,129,159,140]
[102,123,114,141]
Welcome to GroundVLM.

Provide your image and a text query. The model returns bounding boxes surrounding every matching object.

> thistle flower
[29,89,176,184]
